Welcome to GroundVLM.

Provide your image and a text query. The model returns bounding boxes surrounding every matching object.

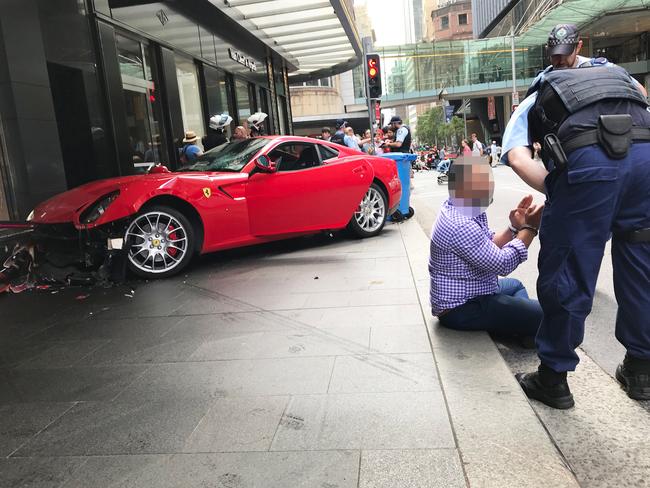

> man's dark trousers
[536,143,650,372]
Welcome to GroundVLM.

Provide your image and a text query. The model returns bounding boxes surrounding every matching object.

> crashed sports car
[25,136,402,279]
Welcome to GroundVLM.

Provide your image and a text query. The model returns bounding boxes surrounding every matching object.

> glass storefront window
[175,54,205,148]
[40,0,116,188]
[204,66,233,137]
[117,34,165,171]
[235,78,252,125]
[277,95,288,135]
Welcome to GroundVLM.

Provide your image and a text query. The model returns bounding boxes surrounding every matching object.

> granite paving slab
[271,391,454,451]
[359,449,466,488]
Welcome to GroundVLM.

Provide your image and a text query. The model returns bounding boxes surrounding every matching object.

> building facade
[0,0,361,221]
[471,0,514,39]
[430,0,473,41]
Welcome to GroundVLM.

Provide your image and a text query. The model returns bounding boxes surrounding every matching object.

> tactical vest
[330,130,346,147]
[396,125,412,152]
[528,65,648,142]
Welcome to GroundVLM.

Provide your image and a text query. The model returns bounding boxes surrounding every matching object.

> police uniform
[502,30,650,407]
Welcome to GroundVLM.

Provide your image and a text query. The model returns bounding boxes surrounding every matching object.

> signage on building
[228,48,257,72]
[487,96,496,120]
[156,9,169,26]
[444,105,455,123]
[512,91,520,106]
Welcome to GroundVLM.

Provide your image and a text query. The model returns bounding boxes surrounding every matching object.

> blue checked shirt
[429,200,528,316]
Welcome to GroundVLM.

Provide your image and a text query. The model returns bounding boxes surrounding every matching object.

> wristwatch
[508,224,519,238]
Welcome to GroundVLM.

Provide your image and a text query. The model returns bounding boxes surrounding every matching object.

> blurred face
[364,130,371,138]
[233,126,247,139]
[471,133,477,142]
[322,130,330,138]
[387,130,394,139]
[345,127,354,137]
[550,40,582,68]
[449,158,495,210]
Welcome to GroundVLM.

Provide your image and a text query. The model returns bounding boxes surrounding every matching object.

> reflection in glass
[117,34,164,172]
[175,54,205,148]
[204,66,232,137]
[179,138,269,173]
[40,0,116,187]
[235,78,252,124]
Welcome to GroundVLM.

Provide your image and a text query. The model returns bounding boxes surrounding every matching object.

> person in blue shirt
[502,24,650,409]
[179,131,203,164]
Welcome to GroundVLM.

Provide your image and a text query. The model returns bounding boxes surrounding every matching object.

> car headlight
[79,191,120,224]
[26,210,34,221]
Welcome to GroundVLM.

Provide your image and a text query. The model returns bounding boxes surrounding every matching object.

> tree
[416,106,465,146]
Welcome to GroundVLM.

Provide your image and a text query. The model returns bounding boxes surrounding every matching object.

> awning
[209,0,363,81]
[514,0,650,46]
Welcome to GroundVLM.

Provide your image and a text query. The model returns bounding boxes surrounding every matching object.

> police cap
[547,24,580,56]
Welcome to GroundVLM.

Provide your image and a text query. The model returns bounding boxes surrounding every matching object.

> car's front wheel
[347,183,388,238]
[124,206,195,279]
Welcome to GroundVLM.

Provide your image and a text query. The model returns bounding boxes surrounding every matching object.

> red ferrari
[27,136,402,278]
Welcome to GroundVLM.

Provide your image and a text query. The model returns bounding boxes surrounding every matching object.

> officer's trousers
[536,143,650,372]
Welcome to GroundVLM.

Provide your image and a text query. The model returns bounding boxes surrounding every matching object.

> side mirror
[254,155,277,173]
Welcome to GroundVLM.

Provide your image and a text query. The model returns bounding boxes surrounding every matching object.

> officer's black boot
[516,363,575,409]
[616,354,650,401]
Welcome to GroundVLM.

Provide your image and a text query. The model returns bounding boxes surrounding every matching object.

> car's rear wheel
[347,183,387,238]
[124,206,195,279]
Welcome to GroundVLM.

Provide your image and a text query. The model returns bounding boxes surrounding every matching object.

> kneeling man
[429,157,543,339]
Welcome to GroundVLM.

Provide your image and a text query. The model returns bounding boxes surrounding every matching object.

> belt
[562,127,650,155]
[614,228,650,243]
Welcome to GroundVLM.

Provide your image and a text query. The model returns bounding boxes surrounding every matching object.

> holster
[597,114,633,159]
[543,134,568,172]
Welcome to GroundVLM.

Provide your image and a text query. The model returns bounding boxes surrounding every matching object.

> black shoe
[616,364,650,401]
[516,371,575,409]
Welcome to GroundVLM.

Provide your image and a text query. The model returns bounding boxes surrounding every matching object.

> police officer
[385,116,412,152]
[248,112,268,137]
[203,114,231,151]
[501,24,650,409]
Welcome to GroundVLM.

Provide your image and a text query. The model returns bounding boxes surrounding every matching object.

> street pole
[510,24,519,109]
[463,99,468,141]
[362,36,375,153]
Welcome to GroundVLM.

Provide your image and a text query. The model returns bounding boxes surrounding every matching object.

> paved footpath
[1,203,582,487]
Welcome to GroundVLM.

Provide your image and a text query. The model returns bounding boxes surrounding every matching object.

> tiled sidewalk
[0,223,575,487]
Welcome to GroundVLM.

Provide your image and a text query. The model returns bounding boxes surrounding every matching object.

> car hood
[31,172,246,225]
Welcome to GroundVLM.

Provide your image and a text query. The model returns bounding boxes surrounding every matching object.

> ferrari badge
[202,187,212,198]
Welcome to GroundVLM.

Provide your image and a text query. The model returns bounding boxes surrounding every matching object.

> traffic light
[366,53,382,99]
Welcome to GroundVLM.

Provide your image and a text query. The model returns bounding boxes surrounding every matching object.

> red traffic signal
[366,54,382,99]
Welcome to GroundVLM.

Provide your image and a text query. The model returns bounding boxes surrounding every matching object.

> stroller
[436,158,453,185]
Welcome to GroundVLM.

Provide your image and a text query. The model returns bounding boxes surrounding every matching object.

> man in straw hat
[179,130,203,164]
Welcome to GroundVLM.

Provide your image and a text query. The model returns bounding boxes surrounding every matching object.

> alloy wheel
[354,186,386,233]
[125,211,189,274]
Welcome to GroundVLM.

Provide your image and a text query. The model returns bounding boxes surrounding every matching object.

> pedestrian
[384,116,412,152]
[321,127,331,141]
[203,114,231,151]
[360,129,374,154]
[179,130,203,164]
[144,135,161,163]
[489,140,498,167]
[330,119,359,149]
[232,126,248,141]
[429,158,543,342]
[470,133,484,157]
[248,112,268,137]
[501,23,650,409]
[460,139,472,156]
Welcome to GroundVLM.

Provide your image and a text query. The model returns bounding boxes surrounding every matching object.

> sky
[354,0,415,46]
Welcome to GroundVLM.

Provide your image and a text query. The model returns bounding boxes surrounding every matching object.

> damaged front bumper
[33,219,130,279]
[1,218,131,292]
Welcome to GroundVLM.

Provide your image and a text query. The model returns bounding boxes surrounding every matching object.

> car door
[246,141,372,236]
